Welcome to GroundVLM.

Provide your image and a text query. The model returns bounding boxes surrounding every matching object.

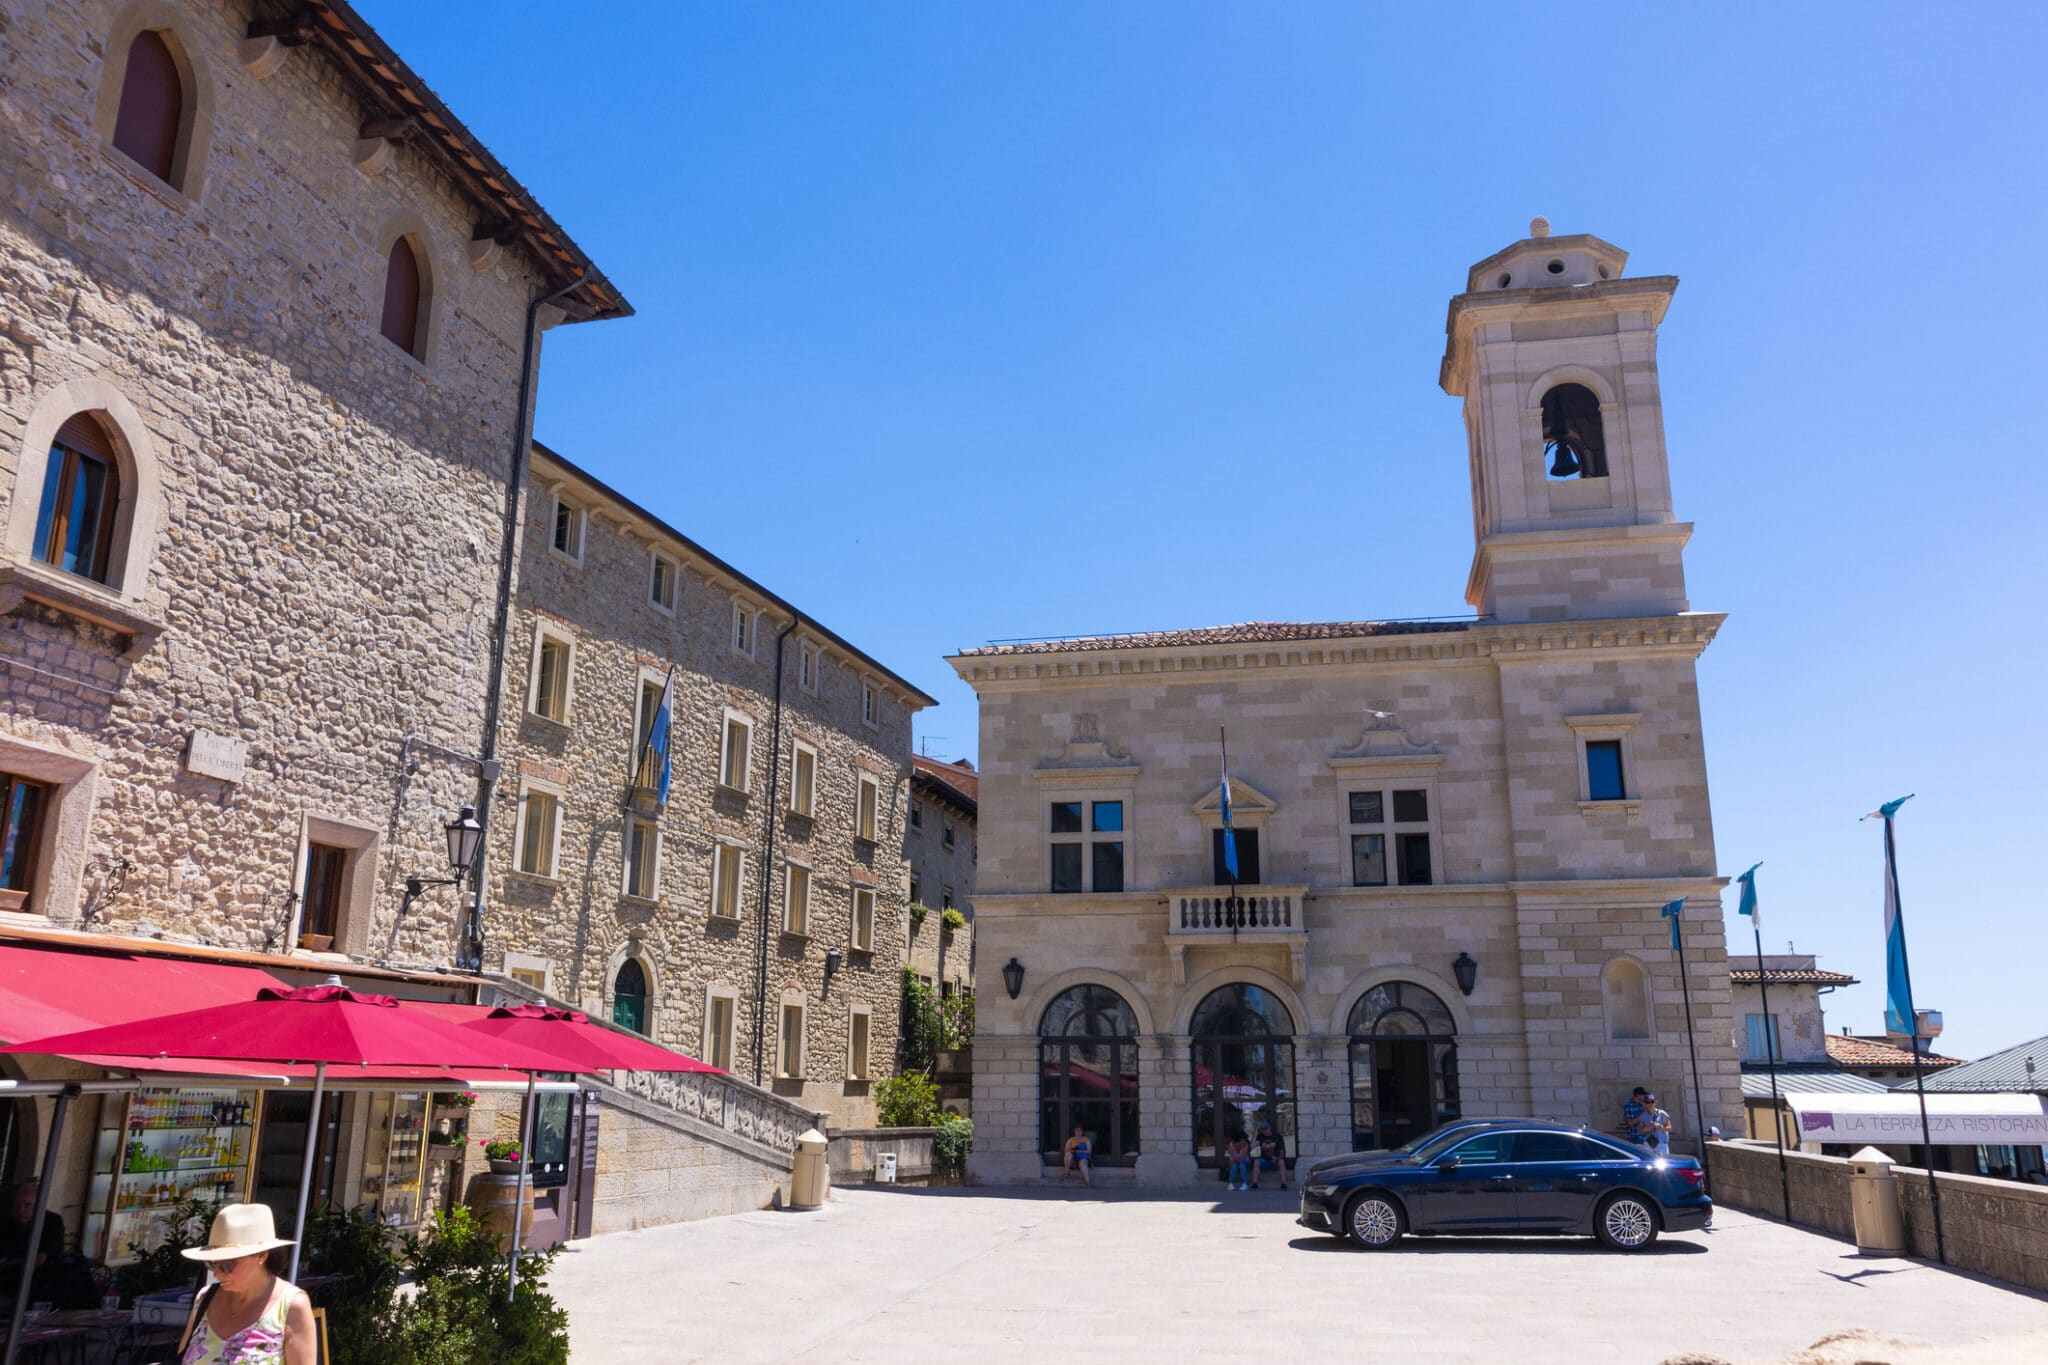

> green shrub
[118,1192,225,1297]
[940,907,966,932]
[933,1114,973,1177]
[907,902,930,930]
[302,1205,402,1365]
[370,1205,569,1365]
[875,1071,940,1128]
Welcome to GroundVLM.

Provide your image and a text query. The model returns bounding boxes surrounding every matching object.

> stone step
[1038,1166,1138,1185]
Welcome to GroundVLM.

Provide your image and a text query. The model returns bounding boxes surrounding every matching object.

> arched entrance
[1346,981,1460,1150]
[1038,984,1140,1165]
[611,958,649,1034]
[1188,984,1295,1170]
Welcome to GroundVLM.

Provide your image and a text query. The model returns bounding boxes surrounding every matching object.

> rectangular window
[1091,801,1123,833]
[733,603,753,655]
[848,1011,871,1080]
[721,716,752,791]
[909,870,922,906]
[909,801,922,830]
[1347,791,1384,825]
[799,643,818,693]
[790,743,816,816]
[1211,828,1261,885]
[851,887,875,951]
[1586,740,1626,801]
[649,553,677,611]
[508,966,548,993]
[624,816,659,899]
[530,632,571,722]
[634,679,665,787]
[705,994,735,1071]
[856,774,879,841]
[550,495,583,560]
[34,441,117,584]
[1049,799,1127,893]
[1350,833,1386,887]
[942,820,955,851]
[1049,801,1083,834]
[1392,789,1429,823]
[941,886,954,911]
[517,789,560,878]
[1050,843,1083,893]
[784,863,811,935]
[1396,832,1433,886]
[1745,1013,1781,1063]
[1091,841,1124,892]
[779,1003,805,1078]
[300,842,347,939]
[712,844,744,920]
[862,683,878,728]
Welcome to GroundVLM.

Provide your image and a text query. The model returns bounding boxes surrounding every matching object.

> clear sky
[358,2,2044,1061]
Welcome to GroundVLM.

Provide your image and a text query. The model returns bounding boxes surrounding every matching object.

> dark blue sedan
[1297,1119,1710,1250]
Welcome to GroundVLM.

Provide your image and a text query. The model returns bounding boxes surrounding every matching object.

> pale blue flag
[1660,897,1685,951]
[1736,863,1763,932]
[1867,795,1915,1035]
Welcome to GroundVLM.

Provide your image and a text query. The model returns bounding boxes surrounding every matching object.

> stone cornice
[949,613,1724,691]
[970,875,1728,913]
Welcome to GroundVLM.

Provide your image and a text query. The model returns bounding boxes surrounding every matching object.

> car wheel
[1595,1193,1660,1250]
[1345,1192,1405,1249]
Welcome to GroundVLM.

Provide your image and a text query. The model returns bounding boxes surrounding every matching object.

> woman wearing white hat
[175,1203,317,1364]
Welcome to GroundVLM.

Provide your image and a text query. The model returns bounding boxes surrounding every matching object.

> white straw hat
[181,1203,295,1262]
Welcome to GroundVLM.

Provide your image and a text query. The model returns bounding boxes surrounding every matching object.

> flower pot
[298,933,334,953]
[0,889,28,913]
[427,1144,461,1162]
[487,1158,523,1175]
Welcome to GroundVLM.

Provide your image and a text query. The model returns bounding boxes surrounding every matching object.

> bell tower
[1440,218,1691,623]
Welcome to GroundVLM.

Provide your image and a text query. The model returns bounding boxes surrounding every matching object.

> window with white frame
[1565,713,1642,807]
[777,999,806,1078]
[856,772,880,842]
[732,601,755,657]
[1048,798,1125,893]
[784,862,811,936]
[789,741,817,817]
[633,676,667,787]
[649,551,678,612]
[711,843,744,920]
[848,1007,872,1080]
[861,682,879,729]
[623,814,660,899]
[798,642,818,694]
[528,627,573,722]
[720,711,753,792]
[549,492,584,562]
[851,886,875,951]
[515,785,562,879]
[1344,786,1435,886]
[703,989,737,1071]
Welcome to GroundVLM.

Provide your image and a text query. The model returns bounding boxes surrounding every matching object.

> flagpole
[1220,726,1239,933]
[1878,803,1945,1265]
[1663,899,1712,1191]
[1750,917,1793,1222]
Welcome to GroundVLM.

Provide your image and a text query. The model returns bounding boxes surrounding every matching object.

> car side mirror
[1437,1155,1461,1171]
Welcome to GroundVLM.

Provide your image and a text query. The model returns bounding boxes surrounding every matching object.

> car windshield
[1399,1125,1484,1164]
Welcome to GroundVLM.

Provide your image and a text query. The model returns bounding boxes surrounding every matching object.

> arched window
[1188,984,1296,1170]
[1346,981,1459,1152]
[380,237,424,357]
[33,415,123,585]
[1602,958,1650,1041]
[111,30,183,184]
[1541,382,1608,480]
[612,958,649,1035]
[1038,984,1140,1166]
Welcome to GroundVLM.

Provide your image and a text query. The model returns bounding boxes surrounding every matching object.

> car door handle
[1488,1174,1514,1182]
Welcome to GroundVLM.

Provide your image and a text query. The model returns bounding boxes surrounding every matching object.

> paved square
[549,1187,2048,1363]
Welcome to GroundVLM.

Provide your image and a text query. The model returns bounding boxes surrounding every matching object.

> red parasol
[460,1003,722,1074]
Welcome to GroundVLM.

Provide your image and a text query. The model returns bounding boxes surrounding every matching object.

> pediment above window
[1033,713,1138,784]
[1330,708,1445,773]
[1192,779,1278,822]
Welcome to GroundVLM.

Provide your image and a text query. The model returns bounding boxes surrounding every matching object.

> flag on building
[643,669,676,805]
[1660,896,1685,951]
[1736,863,1763,931]
[1218,729,1238,883]
[1869,794,1915,1035]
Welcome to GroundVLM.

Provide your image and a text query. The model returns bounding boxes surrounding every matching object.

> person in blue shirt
[1621,1086,1649,1146]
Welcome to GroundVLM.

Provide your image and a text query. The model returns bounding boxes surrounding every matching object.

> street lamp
[1452,952,1478,997]
[399,805,484,923]
[823,947,844,995]
[1001,957,1025,1001]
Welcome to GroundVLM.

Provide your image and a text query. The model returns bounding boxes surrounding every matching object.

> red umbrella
[1,983,581,1279]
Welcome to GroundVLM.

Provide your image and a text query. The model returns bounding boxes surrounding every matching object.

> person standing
[1641,1095,1672,1157]
[176,1203,318,1365]
[1061,1126,1094,1188]
[1621,1086,1649,1147]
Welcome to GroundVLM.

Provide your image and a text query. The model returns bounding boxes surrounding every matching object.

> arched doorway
[612,958,649,1035]
[1038,984,1140,1166]
[1188,984,1295,1170]
[1347,981,1460,1150]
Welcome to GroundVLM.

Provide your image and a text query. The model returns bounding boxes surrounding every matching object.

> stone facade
[482,444,932,1128]
[0,0,621,963]
[904,755,975,996]
[953,222,1742,1185]
[1729,955,1850,1065]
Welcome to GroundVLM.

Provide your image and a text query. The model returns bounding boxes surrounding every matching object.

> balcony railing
[1170,887,1304,933]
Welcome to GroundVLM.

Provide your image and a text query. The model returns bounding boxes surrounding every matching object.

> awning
[1783,1091,2048,1145]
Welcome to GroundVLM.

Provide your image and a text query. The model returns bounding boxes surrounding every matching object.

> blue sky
[359,2,2044,1060]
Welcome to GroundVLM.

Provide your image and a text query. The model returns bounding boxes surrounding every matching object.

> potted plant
[427,1129,463,1161]
[480,1138,522,1175]
[298,932,334,952]
[434,1091,477,1110]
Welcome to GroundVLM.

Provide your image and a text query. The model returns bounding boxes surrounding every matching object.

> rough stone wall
[0,0,556,963]
[483,451,919,1129]
[903,789,974,994]
[1730,980,1829,1064]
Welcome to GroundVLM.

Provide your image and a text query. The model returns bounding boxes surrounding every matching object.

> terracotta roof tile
[1730,968,1859,986]
[912,755,978,803]
[1824,1034,1964,1069]
[960,619,1469,657]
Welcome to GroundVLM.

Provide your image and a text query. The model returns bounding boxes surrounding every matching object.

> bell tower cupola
[1440,218,1691,623]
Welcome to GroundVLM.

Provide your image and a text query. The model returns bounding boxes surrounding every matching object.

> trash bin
[790,1128,830,1210]
[1848,1145,1907,1255]
[876,1151,898,1184]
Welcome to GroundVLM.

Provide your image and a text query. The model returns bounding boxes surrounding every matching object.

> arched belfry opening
[1541,382,1607,479]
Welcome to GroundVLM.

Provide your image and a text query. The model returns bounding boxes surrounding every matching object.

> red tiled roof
[959,619,1469,657]
[1825,1034,1964,1069]
[1730,968,1858,986]
[913,755,978,803]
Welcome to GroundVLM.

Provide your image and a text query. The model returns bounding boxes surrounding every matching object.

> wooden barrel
[463,1172,535,1247]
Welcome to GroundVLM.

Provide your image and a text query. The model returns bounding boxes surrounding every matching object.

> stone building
[905,754,976,997]
[1729,956,1855,1068]
[952,222,1743,1185]
[482,443,934,1127]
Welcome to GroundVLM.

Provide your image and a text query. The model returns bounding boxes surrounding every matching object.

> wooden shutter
[112,31,182,183]
[380,238,423,353]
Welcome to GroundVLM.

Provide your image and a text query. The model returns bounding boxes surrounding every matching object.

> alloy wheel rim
[1605,1199,1653,1246]
[1352,1198,1398,1244]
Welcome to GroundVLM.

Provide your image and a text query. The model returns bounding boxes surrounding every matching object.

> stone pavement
[547,1186,2048,1364]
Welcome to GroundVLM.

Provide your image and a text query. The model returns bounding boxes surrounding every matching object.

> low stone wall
[827,1127,936,1183]
[1710,1140,2048,1292]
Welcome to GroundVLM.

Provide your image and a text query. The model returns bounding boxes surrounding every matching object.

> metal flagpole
[1219,726,1239,934]
[1737,865,1792,1222]
[1662,898,1712,1191]
[1870,797,1945,1265]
